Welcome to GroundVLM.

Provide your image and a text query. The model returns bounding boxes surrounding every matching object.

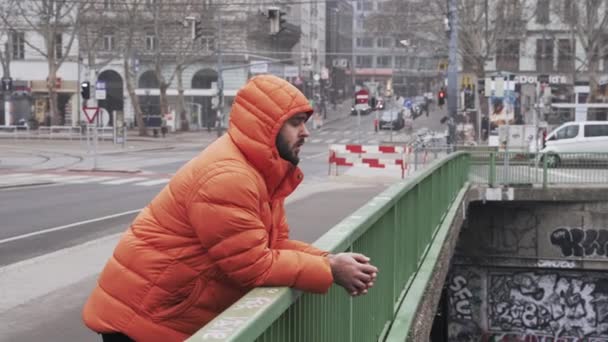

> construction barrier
[328,144,413,179]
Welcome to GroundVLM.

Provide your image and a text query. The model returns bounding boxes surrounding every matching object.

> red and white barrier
[328,144,412,179]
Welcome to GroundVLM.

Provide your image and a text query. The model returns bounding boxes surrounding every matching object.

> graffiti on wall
[448,268,608,341]
[448,268,485,341]
[488,272,608,339]
[550,228,608,258]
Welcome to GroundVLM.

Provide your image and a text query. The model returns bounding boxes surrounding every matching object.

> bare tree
[112,0,147,136]
[7,0,90,125]
[146,0,215,131]
[0,0,17,80]
[78,2,119,84]
[553,0,608,102]
[365,0,535,78]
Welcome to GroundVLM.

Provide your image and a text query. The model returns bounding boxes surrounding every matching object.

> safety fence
[187,152,470,342]
[468,151,608,188]
[0,125,117,141]
[327,144,452,179]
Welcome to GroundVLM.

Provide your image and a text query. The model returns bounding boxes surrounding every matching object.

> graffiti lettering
[488,272,604,338]
[550,228,608,257]
[483,332,604,342]
[449,275,473,320]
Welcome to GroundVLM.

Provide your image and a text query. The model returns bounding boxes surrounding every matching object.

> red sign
[355,89,369,104]
[83,106,99,124]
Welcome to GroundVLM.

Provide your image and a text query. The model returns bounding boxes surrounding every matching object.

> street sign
[250,61,268,74]
[95,81,106,100]
[284,66,299,78]
[83,106,100,124]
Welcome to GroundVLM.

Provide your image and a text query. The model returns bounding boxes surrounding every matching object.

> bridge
[186,151,608,342]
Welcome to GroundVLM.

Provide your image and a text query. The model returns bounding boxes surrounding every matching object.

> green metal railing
[469,152,608,188]
[187,152,470,342]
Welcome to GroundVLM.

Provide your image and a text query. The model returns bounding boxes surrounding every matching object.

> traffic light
[194,20,203,39]
[81,81,90,100]
[268,7,287,34]
[1,77,12,92]
[438,89,446,106]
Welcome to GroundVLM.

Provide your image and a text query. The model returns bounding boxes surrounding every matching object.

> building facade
[326,0,354,103]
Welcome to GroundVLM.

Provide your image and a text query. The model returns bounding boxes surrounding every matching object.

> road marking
[136,178,170,186]
[304,151,328,160]
[0,209,142,245]
[338,138,350,143]
[63,176,118,184]
[310,138,322,144]
[102,177,148,185]
[326,138,336,143]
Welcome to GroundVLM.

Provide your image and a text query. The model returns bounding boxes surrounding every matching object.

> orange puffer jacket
[82,75,334,341]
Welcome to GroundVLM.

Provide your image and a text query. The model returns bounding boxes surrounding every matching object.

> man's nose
[301,123,310,138]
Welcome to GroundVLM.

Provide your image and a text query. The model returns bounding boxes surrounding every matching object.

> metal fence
[469,152,608,188]
[187,152,470,342]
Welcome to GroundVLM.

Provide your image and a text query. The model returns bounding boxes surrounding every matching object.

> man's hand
[328,253,378,297]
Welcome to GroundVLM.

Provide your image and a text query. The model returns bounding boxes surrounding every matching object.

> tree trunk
[176,66,188,131]
[47,63,61,125]
[159,82,169,117]
[124,57,146,136]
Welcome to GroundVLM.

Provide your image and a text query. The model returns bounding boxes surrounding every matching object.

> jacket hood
[227,75,313,199]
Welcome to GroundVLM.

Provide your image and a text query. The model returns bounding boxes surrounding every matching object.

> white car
[540,121,608,166]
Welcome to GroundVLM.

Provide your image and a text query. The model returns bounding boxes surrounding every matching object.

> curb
[67,168,142,174]
[0,181,54,190]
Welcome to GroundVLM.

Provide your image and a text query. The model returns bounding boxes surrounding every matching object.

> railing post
[489,152,496,187]
[542,152,548,189]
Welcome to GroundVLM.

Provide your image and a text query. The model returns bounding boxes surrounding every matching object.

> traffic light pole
[447,0,458,148]
[216,13,224,138]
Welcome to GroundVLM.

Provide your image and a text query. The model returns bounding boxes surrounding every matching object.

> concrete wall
[448,198,608,341]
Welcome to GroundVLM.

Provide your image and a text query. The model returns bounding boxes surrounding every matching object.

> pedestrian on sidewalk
[82,75,378,342]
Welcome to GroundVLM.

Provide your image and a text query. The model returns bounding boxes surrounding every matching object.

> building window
[103,0,113,9]
[11,31,25,60]
[103,33,114,51]
[536,0,549,24]
[145,0,157,7]
[356,37,373,47]
[361,1,373,11]
[563,0,577,23]
[356,55,373,67]
[377,37,392,48]
[376,56,391,68]
[54,33,63,59]
[557,39,574,72]
[536,39,554,72]
[145,33,156,51]
[496,39,519,71]
[395,56,408,68]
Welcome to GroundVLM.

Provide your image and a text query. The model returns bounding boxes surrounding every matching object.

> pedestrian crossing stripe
[0,173,170,187]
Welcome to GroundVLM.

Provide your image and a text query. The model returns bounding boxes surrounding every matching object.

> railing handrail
[187,152,470,341]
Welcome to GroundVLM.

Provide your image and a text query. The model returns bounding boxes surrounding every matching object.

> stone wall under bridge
[446,188,608,342]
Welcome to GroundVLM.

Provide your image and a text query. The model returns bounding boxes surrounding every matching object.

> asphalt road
[0,115,401,341]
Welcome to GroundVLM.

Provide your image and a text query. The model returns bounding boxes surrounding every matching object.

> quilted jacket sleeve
[188,168,333,293]
[274,203,330,257]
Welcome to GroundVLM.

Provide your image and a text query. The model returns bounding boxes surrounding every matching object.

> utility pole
[447,0,458,147]
[216,13,224,137]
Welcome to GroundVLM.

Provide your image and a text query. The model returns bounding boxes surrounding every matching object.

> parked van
[541,121,608,166]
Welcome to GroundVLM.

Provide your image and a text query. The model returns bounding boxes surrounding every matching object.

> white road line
[304,151,328,160]
[344,130,352,134]
[0,173,35,179]
[338,138,350,143]
[311,138,322,143]
[63,176,119,184]
[102,177,148,185]
[51,175,91,183]
[136,178,170,186]
[318,131,330,136]
[0,209,142,245]
[326,138,336,144]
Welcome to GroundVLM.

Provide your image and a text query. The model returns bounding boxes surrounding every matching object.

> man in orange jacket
[83,75,378,342]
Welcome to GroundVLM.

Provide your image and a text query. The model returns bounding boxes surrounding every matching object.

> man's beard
[276,134,301,165]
